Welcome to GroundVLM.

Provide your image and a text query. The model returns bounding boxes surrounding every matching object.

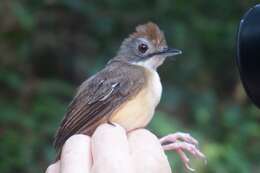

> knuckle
[62,134,91,155]
[184,132,189,136]
[95,123,126,134]
[176,132,181,136]
[95,123,110,131]
[64,134,90,147]
[45,164,56,173]
[130,129,157,140]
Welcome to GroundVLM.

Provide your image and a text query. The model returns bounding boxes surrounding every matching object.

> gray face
[116,37,182,70]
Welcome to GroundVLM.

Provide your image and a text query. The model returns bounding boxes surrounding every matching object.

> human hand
[46,123,172,173]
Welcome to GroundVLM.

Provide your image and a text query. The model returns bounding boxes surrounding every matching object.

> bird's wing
[53,62,146,150]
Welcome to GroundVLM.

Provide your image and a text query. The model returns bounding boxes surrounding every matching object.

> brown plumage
[130,22,166,46]
[53,22,182,160]
[54,61,146,149]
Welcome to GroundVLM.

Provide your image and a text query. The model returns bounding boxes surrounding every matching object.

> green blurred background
[0,0,259,172]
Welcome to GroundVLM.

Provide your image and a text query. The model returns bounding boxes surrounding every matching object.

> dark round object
[138,43,148,53]
[237,4,260,108]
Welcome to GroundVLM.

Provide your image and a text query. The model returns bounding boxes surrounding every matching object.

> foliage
[0,0,259,172]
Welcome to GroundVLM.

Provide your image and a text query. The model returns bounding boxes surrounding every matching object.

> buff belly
[110,68,162,131]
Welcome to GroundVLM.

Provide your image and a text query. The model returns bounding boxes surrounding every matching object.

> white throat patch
[133,56,165,70]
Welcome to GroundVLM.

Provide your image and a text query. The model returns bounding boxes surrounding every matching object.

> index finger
[60,134,92,173]
[128,129,171,173]
[91,123,134,173]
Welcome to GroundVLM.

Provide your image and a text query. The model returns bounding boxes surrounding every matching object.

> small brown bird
[54,22,205,171]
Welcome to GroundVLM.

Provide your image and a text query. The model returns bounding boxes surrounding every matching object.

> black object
[237,4,260,108]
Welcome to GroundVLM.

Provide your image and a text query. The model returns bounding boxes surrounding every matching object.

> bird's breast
[110,68,162,131]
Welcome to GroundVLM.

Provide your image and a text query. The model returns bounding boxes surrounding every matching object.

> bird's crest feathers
[130,22,166,46]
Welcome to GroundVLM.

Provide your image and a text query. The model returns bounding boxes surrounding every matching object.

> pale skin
[46,124,205,173]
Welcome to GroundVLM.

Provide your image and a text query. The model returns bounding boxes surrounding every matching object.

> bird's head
[114,22,182,69]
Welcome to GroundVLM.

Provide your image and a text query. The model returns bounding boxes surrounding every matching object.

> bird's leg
[160,132,206,172]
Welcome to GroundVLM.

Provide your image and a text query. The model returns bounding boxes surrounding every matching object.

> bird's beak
[142,47,182,61]
[159,47,182,58]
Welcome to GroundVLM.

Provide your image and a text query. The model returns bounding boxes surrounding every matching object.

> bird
[54,22,205,171]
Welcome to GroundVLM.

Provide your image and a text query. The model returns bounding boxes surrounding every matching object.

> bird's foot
[160,132,206,172]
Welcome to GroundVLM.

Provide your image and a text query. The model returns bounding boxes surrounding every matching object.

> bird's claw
[160,132,206,171]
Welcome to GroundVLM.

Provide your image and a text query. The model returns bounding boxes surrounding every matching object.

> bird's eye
[138,43,148,54]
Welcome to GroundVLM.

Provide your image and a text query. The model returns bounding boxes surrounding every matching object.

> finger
[45,161,60,173]
[91,123,134,173]
[60,134,92,173]
[128,129,171,173]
